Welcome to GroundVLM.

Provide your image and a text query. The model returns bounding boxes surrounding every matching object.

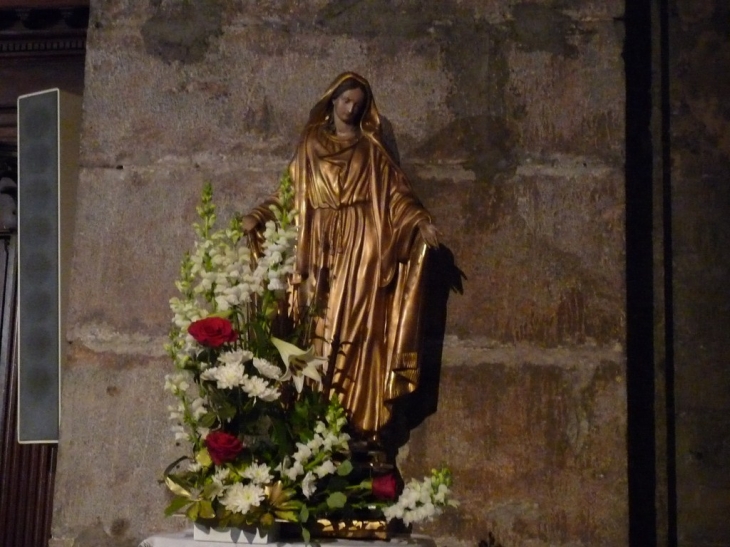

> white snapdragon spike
[171,424,188,442]
[293,442,313,463]
[284,460,305,481]
[242,462,273,485]
[313,460,336,478]
[306,434,323,452]
[167,402,184,422]
[164,373,189,395]
[301,472,317,499]
[222,483,265,515]
[190,397,208,420]
[383,469,455,525]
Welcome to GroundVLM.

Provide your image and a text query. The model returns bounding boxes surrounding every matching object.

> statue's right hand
[241,215,258,233]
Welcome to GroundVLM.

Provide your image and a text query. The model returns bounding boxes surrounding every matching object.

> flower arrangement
[162,178,456,541]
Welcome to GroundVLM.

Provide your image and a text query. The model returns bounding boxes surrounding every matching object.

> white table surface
[139,530,436,547]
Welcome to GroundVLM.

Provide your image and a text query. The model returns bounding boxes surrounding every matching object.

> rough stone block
[52,349,188,546]
[407,159,624,346]
[400,357,627,546]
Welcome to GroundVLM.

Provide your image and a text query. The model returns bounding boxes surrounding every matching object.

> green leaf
[164,496,191,517]
[198,500,215,519]
[299,505,309,523]
[195,448,213,468]
[336,460,353,476]
[274,510,298,522]
[186,501,200,521]
[301,526,311,544]
[326,492,347,509]
[199,412,217,428]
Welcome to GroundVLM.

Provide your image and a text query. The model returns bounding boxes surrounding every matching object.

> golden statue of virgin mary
[245,72,438,440]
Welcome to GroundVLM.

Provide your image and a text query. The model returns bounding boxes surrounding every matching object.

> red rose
[372,474,398,500]
[204,431,244,465]
[188,317,237,347]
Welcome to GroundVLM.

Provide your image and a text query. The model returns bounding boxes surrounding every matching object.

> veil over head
[306,72,382,139]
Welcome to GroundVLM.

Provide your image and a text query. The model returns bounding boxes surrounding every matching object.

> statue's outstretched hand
[418,221,439,248]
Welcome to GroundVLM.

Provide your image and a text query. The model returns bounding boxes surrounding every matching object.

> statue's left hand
[418,221,439,248]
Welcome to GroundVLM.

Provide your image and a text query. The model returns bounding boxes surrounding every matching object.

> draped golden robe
[252,73,431,437]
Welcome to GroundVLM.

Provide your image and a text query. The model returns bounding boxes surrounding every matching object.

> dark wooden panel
[0,235,57,547]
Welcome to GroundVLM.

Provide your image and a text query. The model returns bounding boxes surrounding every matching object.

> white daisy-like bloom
[313,460,337,478]
[253,357,284,380]
[301,471,317,499]
[208,467,230,499]
[221,483,265,515]
[201,362,246,390]
[214,467,230,483]
[242,462,273,485]
[241,375,280,402]
[187,461,202,473]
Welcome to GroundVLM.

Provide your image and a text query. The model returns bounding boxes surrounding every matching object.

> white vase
[192,522,279,544]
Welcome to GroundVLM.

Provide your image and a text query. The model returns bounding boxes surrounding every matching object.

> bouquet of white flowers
[162,178,455,541]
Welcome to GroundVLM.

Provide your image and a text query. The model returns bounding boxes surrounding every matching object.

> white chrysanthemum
[252,358,284,380]
[187,462,202,473]
[218,349,253,366]
[242,463,273,485]
[241,375,280,402]
[221,483,265,515]
[214,467,230,483]
[201,363,246,390]
[301,471,316,499]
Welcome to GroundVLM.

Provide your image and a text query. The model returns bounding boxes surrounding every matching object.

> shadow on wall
[479,534,505,547]
[383,244,465,452]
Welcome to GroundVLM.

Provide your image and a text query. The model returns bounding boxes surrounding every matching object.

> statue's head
[329,77,369,128]
[307,72,380,138]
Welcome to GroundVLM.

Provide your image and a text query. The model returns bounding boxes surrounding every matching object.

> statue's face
[332,88,366,127]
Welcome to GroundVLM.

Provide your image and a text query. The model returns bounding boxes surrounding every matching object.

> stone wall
[50,1,627,546]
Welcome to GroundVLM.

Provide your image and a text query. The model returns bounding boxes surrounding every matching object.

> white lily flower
[271,337,327,393]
